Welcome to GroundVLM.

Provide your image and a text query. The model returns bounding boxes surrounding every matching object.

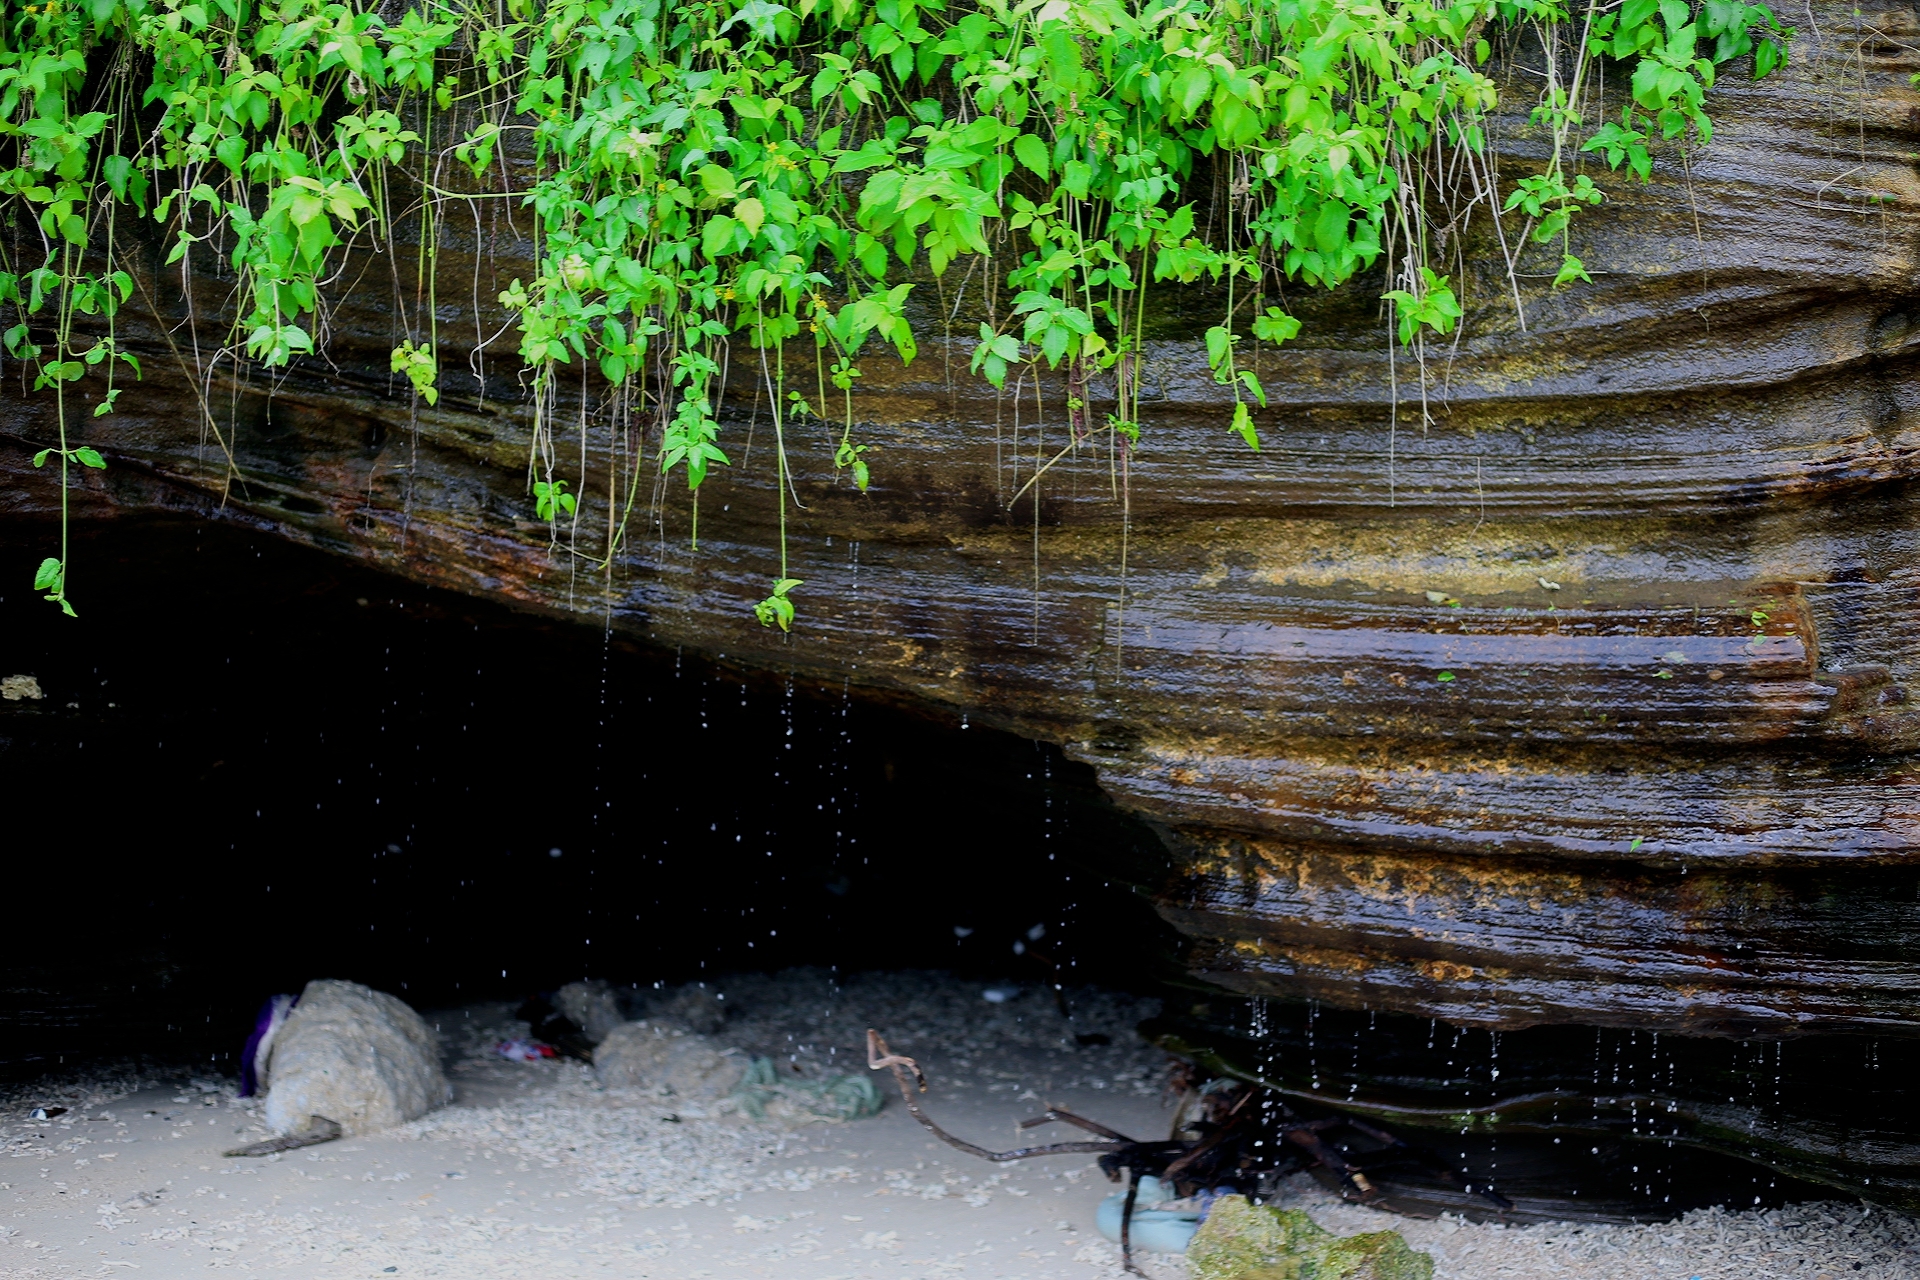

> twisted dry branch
[865,1029,1132,1163]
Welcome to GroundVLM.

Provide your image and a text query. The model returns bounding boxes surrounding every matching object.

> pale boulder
[648,983,728,1035]
[594,1022,741,1100]
[555,979,625,1044]
[263,979,450,1137]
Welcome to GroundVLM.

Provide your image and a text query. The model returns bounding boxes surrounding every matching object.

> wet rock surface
[1150,999,1920,1216]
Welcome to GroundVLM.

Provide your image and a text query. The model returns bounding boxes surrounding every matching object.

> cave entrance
[0,518,1895,1275]
[1,517,1175,1068]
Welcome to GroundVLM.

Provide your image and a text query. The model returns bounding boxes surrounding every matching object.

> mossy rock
[1187,1197,1433,1280]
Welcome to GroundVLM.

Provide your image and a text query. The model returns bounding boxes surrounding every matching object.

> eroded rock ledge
[4,1,1919,1054]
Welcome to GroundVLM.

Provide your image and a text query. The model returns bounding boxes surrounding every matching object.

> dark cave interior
[0,518,1173,1073]
[0,518,1891,1223]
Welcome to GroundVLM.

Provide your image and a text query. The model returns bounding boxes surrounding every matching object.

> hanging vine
[0,0,1789,618]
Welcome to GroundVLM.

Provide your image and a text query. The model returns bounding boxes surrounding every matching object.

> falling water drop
[1306,999,1320,1091]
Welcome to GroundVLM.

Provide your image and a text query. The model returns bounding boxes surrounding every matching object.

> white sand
[2,972,1914,1279]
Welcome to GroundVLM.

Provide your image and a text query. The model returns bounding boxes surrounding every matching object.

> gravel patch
[694,967,1167,1089]
[397,1058,862,1207]
[1088,1174,1920,1280]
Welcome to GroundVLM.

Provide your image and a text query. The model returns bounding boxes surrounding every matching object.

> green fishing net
[730,1057,885,1123]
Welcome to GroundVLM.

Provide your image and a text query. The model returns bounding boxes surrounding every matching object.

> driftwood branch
[223,1115,341,1158]
[1019,1107,1131,1142]
[865,1029,1130,1162]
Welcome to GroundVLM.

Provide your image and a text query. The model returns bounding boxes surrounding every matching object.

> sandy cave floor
[2,971,1917,1280]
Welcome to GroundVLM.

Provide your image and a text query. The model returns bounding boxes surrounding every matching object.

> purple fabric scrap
[239,993,298,1098]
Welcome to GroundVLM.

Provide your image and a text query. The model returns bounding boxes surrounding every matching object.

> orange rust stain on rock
[1266,942,1375,974]
[1415,959,1479,983]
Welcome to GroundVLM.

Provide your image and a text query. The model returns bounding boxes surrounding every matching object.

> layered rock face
[2,0,1917,1196]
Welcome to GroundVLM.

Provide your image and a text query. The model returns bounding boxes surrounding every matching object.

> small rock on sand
[554,979,625,1044]
[594,1022,742,1100]
[648,982,728,1034]
[1189,1195,1433,1280]
[263,979,450,1137]
[1,674,43,700]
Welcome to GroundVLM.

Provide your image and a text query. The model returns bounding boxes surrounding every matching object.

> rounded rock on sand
[647,984,728,1035]
[262,979,451,1137]
[594,1022,742,1100]
[554,979,625,1045]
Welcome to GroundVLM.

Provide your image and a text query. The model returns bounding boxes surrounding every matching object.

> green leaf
[31,449,50,467]
[1013,133,1049,178]
[1436,671,1457,682]
[1174,64,1211,118]
[754,577,802,631]
[103,155,133,202]
[1231,401,1259,452]
[1205,325,1232,375]
[703,215,740,260]
[215,133,248,176]
[734,197,766,237]
[832,139,894,173]
[1061,159,1092,200]
[721,0,790,40]
[1252,307,1301,345]
[73,447,105,469]
[697,164,738,199]
[33,556,62,591]
[1236,369,1267,409]
[1553,254,1593,288]
[533,478,575,521]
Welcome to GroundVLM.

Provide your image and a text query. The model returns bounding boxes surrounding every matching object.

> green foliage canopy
[0,0,1789,618]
